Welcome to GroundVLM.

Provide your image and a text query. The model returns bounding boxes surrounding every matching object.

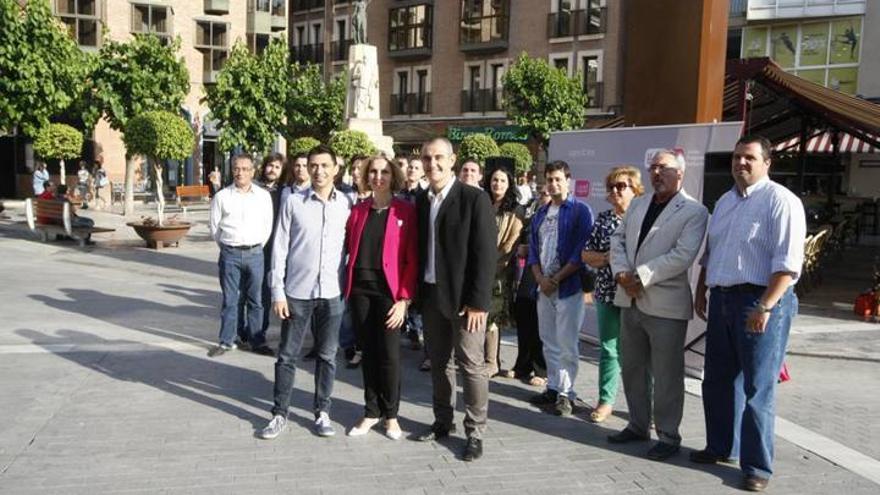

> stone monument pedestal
[345,44,394,156]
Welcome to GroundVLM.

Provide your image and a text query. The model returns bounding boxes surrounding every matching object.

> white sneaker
[315,412,335,437]
[259,415,287,440]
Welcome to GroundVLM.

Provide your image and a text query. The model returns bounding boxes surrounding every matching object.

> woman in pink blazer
[343,155,418,440]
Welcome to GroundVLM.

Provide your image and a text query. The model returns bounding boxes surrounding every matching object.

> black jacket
[417,181,497,319]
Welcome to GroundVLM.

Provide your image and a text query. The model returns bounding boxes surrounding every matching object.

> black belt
[715,283,766,293]
[228,243,261,250]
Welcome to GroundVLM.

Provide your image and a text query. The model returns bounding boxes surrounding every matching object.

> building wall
[857,0,880,98]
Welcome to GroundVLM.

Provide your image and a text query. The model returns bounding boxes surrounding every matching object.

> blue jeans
[702,286,796,479]
[218,245,264,346]
[272,297,344,418]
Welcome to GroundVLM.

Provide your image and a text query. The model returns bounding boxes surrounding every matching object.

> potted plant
[122,110,195,248]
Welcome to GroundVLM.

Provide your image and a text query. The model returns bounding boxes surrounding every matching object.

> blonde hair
[358,154,405,193]
[606,165,645,196]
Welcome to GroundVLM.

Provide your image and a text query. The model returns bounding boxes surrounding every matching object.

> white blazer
[609,190,708,320]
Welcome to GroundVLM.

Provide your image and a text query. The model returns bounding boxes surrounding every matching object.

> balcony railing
[460,89,504,113]
[390,93,432,116]
[204,0,229,15]
[292,43,324,64]
[331,39,351,61]
[547,7,606,38]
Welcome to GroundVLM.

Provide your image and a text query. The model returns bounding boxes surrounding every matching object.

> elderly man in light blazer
[607,149,709,461]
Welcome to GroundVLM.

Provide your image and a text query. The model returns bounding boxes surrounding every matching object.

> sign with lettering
[447,125,529,142]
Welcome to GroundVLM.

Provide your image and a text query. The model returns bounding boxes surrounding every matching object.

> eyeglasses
[608,182,630,191]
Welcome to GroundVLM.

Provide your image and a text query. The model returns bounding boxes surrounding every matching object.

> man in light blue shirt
[260,144,353,440]
[692,135,806,493]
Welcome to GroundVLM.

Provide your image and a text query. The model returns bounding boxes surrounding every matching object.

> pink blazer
[344,197,418,302]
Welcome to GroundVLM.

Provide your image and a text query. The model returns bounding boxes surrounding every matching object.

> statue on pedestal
[352,0,371,45]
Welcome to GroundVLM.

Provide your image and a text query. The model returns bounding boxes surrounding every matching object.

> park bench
[24,198,115,247]
[174,184,211,214]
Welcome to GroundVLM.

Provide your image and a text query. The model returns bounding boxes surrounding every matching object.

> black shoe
[689,448,734,464]
[528,390,558,406]
[207,342,236,358]
[743,475,769,492]
[344,347,356,361]
[646,442,680,461]
[553,395,573,417]
[607,428,650,444]
[251,345,275,357]
[237,340,251,352]
[462,437,483,462]
[417,424,456,442]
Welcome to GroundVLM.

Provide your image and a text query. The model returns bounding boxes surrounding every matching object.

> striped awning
[775,132,879,153]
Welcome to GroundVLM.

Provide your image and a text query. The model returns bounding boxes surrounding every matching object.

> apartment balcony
[459,10,509,54]
[390,93,432,116]
[292,0,325,13]
[204,0,229,15]
[292,43,324,64]
[460,89,504,113]
[248,11,271,34]
[547,7,606,38]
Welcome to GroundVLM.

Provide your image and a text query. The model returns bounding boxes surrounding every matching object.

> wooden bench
[25,198,115,247]
[175,184,211,214]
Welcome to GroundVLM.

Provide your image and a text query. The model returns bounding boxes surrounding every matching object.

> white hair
[651,149,686,174]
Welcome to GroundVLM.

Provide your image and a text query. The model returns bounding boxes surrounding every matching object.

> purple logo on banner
[575,179,591,198]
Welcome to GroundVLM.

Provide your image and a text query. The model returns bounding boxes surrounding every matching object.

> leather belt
[715,283,766,293]
[228,243,261,250]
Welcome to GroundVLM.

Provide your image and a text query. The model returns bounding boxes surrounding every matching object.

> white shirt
[424,178,457,284]
[702,178,806,288]
[517,184,533,206]
[209,184,274,248]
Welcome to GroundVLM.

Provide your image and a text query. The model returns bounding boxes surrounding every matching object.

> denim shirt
[528,195,594,298]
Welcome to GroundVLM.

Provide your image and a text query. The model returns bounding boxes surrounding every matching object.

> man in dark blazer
[415,137,497,461]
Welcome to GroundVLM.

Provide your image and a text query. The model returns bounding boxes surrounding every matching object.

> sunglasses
[608,182,630,191]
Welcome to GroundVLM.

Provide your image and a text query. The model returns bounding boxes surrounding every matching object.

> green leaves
[88,34,190,132]
[32,123,83,160]
[329,130,376,165]
[499,142,533,174]
[289,136,321,156]
[284,64,346,142]
[458,133,500,166]
[502,53,587,144]
[0,0,89,136]
[123,110,194,162]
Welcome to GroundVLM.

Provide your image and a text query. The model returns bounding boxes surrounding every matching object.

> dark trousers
[512,296,546,378]
[350,278,401,419]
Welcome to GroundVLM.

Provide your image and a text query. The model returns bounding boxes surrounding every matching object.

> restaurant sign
[447,125,529,143]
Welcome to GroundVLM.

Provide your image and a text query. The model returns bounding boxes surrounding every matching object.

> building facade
[288,0,623,151]
[11,0,288,196]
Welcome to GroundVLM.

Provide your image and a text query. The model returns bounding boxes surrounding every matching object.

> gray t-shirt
[539,204,561,275]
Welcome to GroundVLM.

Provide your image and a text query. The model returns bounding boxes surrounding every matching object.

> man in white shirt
[691,135,806,493]
[208,154,274,357]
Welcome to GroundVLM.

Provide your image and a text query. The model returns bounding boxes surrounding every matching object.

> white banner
[548,122,743,372]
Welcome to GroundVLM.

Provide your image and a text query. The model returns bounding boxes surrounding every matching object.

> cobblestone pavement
[0,215,878,494]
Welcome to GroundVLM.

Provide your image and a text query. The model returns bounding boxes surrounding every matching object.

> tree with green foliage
[0,0,89,137]
[32,123,84,179]
[458,133,500,165]
[86,33,189,216]
[123,111,194,226]
[503,53,586,146]
[499,142,533,175]
[329,130,375,166]
[289,136,321,156]
[203,39,288,154]
[284,64,346,142]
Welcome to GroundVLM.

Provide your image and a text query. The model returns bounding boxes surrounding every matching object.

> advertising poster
[800,22,829,67]
[830,17,861,64]
[770,24,797,68]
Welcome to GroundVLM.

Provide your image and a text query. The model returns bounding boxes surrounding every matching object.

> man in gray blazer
[607,149,709,461]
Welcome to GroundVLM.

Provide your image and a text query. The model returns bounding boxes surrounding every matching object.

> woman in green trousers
[582,166,643,423]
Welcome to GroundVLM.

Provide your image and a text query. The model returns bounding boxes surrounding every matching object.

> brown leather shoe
[743,475,769,492]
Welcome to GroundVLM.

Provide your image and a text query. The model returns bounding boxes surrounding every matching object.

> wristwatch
[755,303,773,313]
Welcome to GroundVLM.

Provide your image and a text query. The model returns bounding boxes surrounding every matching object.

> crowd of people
[206,134,805,492]
[32,159,109,210]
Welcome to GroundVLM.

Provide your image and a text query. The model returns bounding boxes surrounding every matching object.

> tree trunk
[153,162,165,227]
[123,155,136,216]
[59,158,66,184]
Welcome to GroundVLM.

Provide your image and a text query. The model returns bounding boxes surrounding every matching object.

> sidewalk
[0,214,878,494]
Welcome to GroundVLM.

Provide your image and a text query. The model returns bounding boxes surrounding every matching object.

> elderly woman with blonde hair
[582,165,644,423]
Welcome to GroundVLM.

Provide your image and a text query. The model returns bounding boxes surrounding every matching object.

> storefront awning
[775,131,879,153]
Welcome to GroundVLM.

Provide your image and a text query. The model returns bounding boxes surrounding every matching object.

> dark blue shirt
[528,195,594,298]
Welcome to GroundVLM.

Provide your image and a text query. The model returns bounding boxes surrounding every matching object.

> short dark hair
[457,157,482,174]
[231,153,254,168]
[307,144,337,165]
[545,160,571,179]
[262,152,285,168]
[736,134,773,161]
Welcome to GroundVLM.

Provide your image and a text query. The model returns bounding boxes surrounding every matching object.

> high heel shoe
[589,404,613,423]
[384,419,402,440]
[347,417,380,436]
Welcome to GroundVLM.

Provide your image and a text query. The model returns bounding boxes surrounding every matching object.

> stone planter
[126,222,192,250]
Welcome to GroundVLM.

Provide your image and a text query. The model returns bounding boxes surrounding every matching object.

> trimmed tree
[499,142,533,175]
[329,130,376,166]
[503,53,586,149]
[0,0,88,137]
[288,136,321,156]
[458,133,500,165]
[87,34,190,216]
[32,123,84,179]
[123,111,194,226]
[284,64,346,142]
[203,40,288,154]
